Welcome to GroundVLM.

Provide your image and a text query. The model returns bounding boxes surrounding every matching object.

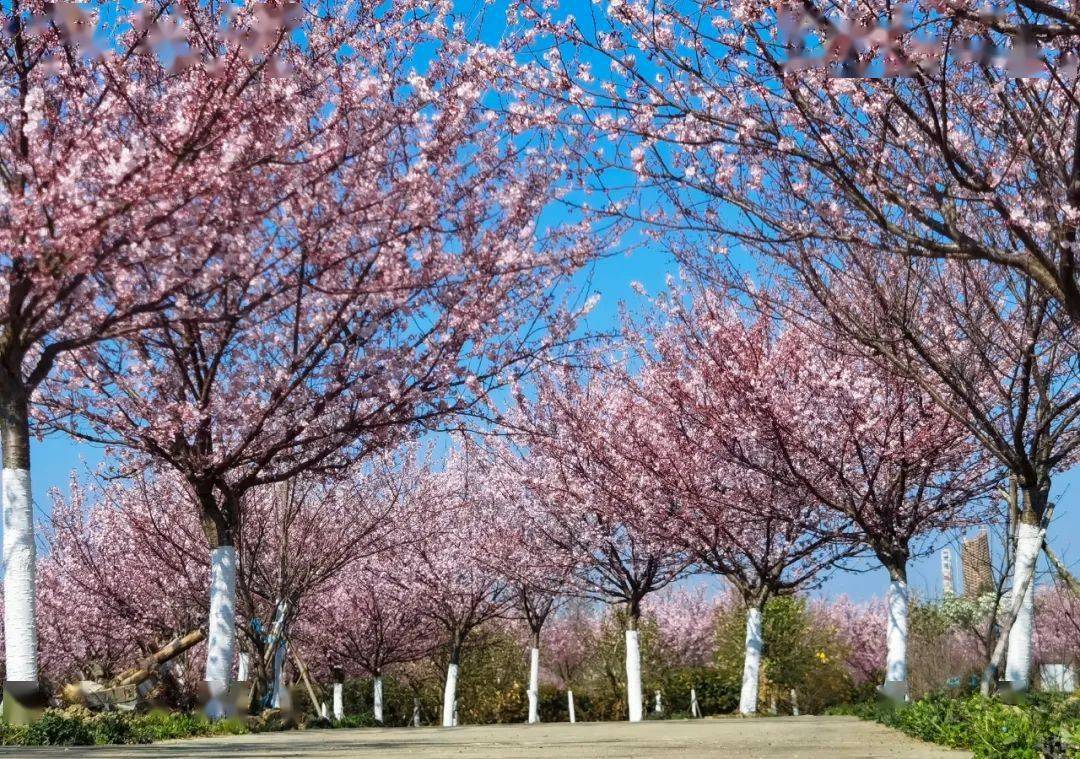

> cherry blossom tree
[300,550,438,723]
[32,453,403,706]
[631,285,989,693]
[37,3,597,701]
[609,296,852,714]
[766,262,1075,694]
[643,586,722,670]
[0,0,346,695]
[481,447,576,724]
[810,597,888,687]
[541,601,600,695]
[229,454,411,710]
[765,340,989,694]
[1033,585,1080,668]
[514,371,689,722]
[36,473,206,694]
[659,460,844,716]
[404,444,513,727]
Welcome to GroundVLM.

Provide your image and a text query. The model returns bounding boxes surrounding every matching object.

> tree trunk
[270,638,286,708]
[981,499,1052,695]
[885,564,910,691]
[333,682,344,721]
[198,486,237,711]
[739,603,765,715]
[373,673,384,723]
[624,611,644,722]
[204,545,238,688]
[528,631,540,724]
[1004,515,1042,690]
[237,653,250,683]
[567,689,576,723]
[442,645,460,727]
[1,384,36,686]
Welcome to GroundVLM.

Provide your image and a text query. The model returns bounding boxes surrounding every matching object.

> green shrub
[833,693,1080,758]
[0,707,250,746]
[24,709,97,745]
[715,596,856,714]
[653,665,738,717]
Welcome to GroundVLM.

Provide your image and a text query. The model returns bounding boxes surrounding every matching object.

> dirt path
[0,716,971,758]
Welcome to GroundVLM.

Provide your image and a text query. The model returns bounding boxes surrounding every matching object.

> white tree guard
[567,690,576,723]
[3,468,37,682]
[270,641,285,708]
[690,687,701,718]
[625,629,644,722]
[442,663,459,727]
[237,653,250,682]
[528,646,541,724]
[1005,521,1042,689]
[204,545,237,686]
[885,578,909,683]
[333,682,344,721]
[654,690,663,714]
[739,606,764,715]
[373,675,384,723]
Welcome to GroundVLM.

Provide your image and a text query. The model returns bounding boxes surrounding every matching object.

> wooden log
[114,629,206,687]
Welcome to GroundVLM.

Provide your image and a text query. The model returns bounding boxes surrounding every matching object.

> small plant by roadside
[0,707,249,746]
[829,693,1080,758]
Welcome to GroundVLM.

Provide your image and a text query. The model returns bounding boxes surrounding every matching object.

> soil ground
[0,716,971,758]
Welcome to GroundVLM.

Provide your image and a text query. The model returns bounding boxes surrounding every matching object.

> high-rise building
[941,547,955,596]
[962,531,993,598]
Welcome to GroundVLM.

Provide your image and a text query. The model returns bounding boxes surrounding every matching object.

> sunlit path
[0,717,968,758]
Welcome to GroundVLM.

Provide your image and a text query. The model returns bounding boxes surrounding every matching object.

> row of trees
[4,269,1047,721]
[3,0,1080,728]
[501,0,1080,700]
[10,444,1080,724]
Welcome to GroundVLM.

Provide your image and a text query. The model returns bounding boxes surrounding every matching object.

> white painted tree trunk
[690,687,700,718]
[373,675,384,723]
[320,702,328,720]
[654,690,662,714]
[739,606,764,715]
[528,646,540,724]
[413,697,421,727]
[3,468,37,683]
[237,653,250,682]
[790,689,800,716]
[885,577,909,685]
[567,690,576,723]
[333,682,344,721]
[625,629,643,722]
[442,663,459,727]
[270,640,285,708]
[1005,521,1041,690]
[204,545,237,687]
